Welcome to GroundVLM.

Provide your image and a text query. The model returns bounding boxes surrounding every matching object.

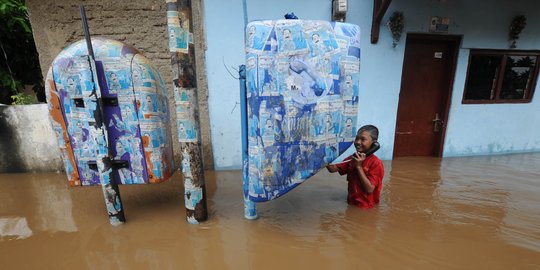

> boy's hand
[351,152,366,169]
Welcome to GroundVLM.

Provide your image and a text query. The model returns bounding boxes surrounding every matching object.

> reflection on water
[0,153,539,269]
[0,217,32,240]
[438,155,540,253]
[30,174,77,233]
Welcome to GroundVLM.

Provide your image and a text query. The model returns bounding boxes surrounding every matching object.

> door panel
[394,35,460,157]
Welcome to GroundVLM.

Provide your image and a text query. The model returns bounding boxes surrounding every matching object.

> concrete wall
[25,0,214,169]
[204,0,540,169]
[0,104,63,172]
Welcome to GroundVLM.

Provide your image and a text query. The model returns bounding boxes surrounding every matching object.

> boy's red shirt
[336,154,384,209]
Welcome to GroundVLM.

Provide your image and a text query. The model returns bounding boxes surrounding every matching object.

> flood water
[1,153,539,269]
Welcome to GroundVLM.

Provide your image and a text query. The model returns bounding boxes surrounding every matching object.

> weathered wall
[25,0,214,169]
[0,104,63,172]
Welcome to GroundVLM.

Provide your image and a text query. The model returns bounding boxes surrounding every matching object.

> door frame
[394,33,462,157]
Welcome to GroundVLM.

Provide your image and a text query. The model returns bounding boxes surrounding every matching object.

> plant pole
[166,0,207,224]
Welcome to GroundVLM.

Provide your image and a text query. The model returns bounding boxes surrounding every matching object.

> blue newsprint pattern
[245,20,361,202]
[46,38,175,186]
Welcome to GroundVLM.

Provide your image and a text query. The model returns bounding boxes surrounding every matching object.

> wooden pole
[166,0,208,224]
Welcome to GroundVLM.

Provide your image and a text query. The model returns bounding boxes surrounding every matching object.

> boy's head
[354,125,379,152]
[358,125,378,141]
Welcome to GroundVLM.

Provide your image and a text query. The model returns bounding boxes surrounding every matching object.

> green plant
[387,11,404,48]
[0,0,43,104]
[509,15,526,49]
[11,92,35,105]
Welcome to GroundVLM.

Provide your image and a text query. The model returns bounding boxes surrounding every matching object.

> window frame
[462,49,540,104]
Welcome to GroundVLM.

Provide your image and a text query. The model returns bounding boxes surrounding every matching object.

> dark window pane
[499,55,537,100]
[465,55,502,100]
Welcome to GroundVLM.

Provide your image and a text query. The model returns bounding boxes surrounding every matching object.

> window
[463,50,540,104]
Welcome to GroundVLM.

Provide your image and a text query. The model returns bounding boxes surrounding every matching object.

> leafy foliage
[387,11,404,48]
[11,92,35,105]
[509,15,526,49]
[0,0,44,104]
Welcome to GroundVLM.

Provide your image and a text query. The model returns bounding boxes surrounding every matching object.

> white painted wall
[204,0,540,169]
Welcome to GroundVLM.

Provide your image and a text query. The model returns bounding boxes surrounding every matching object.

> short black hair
[357,125,379,141]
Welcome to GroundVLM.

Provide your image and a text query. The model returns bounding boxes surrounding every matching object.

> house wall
[25,0,215,169]
[204,0,540,169]
[374,0,540,157]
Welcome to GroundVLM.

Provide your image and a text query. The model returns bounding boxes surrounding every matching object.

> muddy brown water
[0,153,539,269]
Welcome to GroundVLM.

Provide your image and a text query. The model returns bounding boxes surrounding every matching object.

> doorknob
[432,113,443,132]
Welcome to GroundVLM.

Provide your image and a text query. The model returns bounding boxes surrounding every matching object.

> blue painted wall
[205,0,540,169]
[205,0,330,169]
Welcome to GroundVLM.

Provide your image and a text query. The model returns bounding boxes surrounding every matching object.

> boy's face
[354,130,373,153]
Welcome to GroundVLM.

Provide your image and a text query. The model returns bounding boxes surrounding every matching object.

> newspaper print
[45,37,174,186]
[245,20,361,202]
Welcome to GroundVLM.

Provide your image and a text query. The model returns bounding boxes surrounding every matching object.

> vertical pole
[242,0,248,28]
[166,0,208,224]
[80,6,95,61]
[241,0,257,219]
[240,65,257,219]
[80,6,125,225]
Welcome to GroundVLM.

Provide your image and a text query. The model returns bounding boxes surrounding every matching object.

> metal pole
[242,0,248,29]
[80,6,95,61]
[80,5,125,225]
[240,65,257,219]
[240,0,257,219]
[166,0,207,224]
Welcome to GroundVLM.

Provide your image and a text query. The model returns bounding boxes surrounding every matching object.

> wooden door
[393,34,460,157]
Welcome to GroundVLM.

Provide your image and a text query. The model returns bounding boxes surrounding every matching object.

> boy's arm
[327,157,352,174]
[326,164,338,173]
[356,165,375,193]
[352,153,375,193]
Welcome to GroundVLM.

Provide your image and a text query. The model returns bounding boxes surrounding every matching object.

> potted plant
[387,11,404,48]
[509,15,526,49]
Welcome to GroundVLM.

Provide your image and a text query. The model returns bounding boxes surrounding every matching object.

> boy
[326,125,384,209]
